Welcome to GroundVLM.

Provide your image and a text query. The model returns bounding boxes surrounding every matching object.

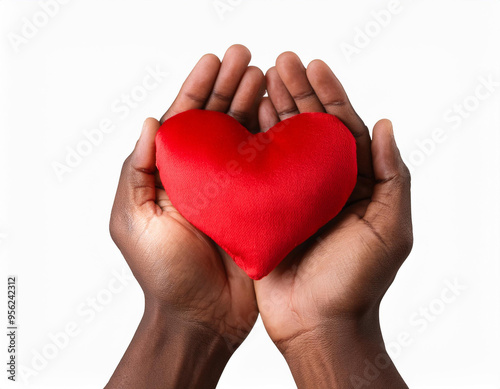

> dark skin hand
[106,46,412,389]
[254,52,412,388]
[106,45,266,389]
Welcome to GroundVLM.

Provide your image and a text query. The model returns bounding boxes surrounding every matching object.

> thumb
[115,118,161,211]
[130,117,160,176]
[363,119,413,257]
[110,118,161,244]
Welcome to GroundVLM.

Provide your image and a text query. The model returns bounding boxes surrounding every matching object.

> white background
[1,0,500,388]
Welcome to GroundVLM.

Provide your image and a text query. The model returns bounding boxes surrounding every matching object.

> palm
[112,45,266,350]
[146,188,256,343]
[253,53,412,350]
[256,197,391,344]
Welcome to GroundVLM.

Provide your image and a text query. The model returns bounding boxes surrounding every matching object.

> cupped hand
[110,45,265,351]
[254,52,412,387]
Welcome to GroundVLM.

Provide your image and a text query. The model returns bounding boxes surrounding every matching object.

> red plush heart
[156,110,357,280]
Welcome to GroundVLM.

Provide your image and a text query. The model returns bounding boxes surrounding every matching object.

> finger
[218,249,258,321]
[275,52,325,113]
[220,249,256,291]
[204,44,252,112]
[258,97,280,132]
[118,118,161,210]
[248,79,267,133]
[155,187,171,213]
[160,54,221,123]
[227,66,265,132]
[363,120,412,256]
[307,59,373,184]
[266,66,299,120]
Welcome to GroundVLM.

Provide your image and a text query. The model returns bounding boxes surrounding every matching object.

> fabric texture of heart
[156,109,357,280]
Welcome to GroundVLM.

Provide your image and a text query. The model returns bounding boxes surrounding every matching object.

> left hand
[254,52,412,388]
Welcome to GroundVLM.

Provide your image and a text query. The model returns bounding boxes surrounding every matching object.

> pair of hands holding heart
[108,45,412,388]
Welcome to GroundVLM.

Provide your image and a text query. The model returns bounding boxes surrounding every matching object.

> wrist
[144,299,233,388]
[106,299,233,389]
[279,310,407,389]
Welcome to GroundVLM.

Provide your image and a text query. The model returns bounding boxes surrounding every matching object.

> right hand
[110,45,265,352]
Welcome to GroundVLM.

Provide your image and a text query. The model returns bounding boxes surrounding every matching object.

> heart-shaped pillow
[156,110,357,279]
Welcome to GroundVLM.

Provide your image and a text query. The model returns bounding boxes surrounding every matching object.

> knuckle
[185,91,207,105]
[389,170,410,190]
[228,109,250,123]
[277,106,299,118]
[211,89,232,103]
[291,89,316,102]
[323,98,348,109]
